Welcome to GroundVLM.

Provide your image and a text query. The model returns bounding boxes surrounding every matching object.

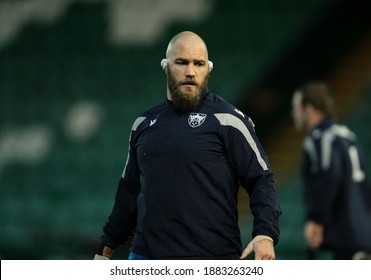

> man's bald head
[165,31,209,61]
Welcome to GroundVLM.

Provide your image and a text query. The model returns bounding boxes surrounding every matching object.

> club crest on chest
[188,113,207,128]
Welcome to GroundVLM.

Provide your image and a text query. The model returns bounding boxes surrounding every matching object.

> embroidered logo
[149,119,157,126]
[188,113,207,128]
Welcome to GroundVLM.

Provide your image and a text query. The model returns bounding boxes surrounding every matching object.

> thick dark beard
[168,71,209,112]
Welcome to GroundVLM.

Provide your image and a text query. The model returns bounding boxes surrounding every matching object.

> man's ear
[304,104,315,114]
[160,58,168,73]
[208,60,213,73]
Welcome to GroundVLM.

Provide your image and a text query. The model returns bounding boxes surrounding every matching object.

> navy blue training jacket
[101,90,281,259]
[302,119,371,253]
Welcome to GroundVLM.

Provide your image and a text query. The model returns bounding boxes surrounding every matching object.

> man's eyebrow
[194,59,206,64]
[174,58,206,64]
[174,57,188,61]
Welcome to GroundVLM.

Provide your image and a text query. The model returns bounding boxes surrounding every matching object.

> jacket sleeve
[214,113,281,245]
[100,119,143,249]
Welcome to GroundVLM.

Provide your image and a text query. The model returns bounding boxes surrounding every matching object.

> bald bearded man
[94,31,281,260]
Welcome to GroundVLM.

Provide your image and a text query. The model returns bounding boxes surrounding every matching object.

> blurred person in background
[291,81,371,259]
[93,31,281,260]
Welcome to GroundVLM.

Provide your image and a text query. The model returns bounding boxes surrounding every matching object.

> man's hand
[304,221,323,250]
[94,254,110,260]
[93,245,114,260]
[240,235,275,260]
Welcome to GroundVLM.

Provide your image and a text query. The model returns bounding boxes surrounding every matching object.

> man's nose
[185,64,196,77]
